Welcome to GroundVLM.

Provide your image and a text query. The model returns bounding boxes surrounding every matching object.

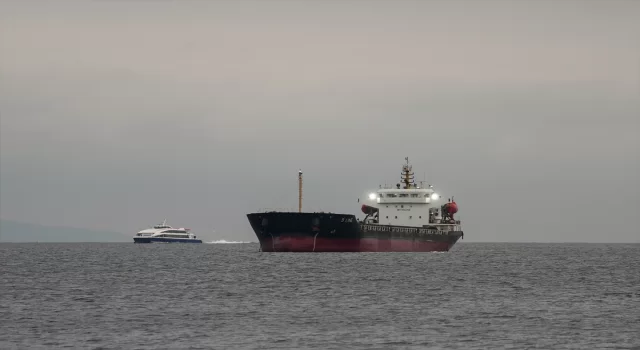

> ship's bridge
[361,157,450,227]
[372,188,439,205]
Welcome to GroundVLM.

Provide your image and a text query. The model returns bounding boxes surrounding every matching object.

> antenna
[401,157,415,189]
[298,169,303,213]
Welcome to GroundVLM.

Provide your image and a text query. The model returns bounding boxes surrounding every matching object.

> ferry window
[395,216,397,219]
[410,194,419,198]
[401,205,404,208]
[386,216,388,219]
[419,216,422,219]
[387,193,397,198]
[409,216,412,219]
[399,194,408,198]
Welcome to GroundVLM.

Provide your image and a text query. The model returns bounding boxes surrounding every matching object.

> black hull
[246,212,463,252]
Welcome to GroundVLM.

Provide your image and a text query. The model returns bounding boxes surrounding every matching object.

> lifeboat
[444,201,458,215]
[361,204,379,215]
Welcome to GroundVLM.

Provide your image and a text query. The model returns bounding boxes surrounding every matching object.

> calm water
[0,242,638,349]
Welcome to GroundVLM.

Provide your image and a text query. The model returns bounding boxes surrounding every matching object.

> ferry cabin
[153,230,198,239]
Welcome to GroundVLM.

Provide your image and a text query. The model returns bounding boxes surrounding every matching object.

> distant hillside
[0,220,130,243]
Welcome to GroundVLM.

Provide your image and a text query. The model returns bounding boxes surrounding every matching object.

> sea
[1,242,638,349]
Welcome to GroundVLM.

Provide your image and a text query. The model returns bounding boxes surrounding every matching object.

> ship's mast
[401,157,415,189]
[298,169,303,213]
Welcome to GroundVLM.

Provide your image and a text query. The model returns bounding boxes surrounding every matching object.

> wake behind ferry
[133,220,202,243]
[246,158,464,252]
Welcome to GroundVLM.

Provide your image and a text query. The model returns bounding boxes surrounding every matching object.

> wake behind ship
[246,158,463,252]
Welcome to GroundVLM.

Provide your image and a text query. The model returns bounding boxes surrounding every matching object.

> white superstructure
[361,158,461,231]
[135,220,173,237]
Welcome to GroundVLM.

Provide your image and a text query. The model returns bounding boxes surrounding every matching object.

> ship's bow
[247,212,360,252]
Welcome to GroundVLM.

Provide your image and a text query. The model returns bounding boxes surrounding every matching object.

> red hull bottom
[259,236,456,252]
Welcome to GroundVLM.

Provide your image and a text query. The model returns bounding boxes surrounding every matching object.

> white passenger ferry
[133,220,202,244]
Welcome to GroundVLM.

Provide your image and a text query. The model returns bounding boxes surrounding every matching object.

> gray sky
[1,0,639,242]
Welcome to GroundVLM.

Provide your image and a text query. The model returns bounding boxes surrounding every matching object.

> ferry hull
[247,212,462,253]
[133,237,202,244]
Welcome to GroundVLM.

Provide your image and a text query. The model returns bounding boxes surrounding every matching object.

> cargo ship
[246,158,463,252]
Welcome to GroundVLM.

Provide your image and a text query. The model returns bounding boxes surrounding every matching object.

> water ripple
[0,242,639,349]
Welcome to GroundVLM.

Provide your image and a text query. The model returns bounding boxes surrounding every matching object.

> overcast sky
[1,0,638,242]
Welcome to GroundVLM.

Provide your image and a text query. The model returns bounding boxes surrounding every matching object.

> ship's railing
[257,208,336,213]
[419,222,462,231]
[429,220,461,225]
[257,208,295,213]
